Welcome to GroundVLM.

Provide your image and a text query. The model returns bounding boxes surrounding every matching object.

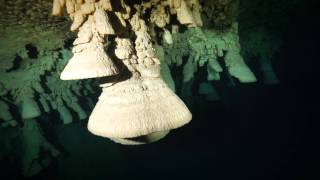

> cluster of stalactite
[0,0,98,176]
[52,0,199,145]
[0,47,97,176]
[0,0,289,177]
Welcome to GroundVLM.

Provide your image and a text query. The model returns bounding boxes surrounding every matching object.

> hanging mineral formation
[51,0,258,145]
[52,0,197,145]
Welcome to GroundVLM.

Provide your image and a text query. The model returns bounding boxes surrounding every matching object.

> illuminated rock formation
[0,0,291,176]
[53,1,196,144]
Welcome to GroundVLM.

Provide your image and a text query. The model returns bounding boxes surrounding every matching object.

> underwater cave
[0,0,319,179]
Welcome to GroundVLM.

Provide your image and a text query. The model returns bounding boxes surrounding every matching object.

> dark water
[1,1,320,180]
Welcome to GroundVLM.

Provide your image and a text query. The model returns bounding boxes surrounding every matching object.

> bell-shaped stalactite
[60,15,119,80]
[87,74,192,139]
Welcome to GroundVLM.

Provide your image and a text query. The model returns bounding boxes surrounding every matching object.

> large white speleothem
[87,74,192,138]
[53,0,197,145]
